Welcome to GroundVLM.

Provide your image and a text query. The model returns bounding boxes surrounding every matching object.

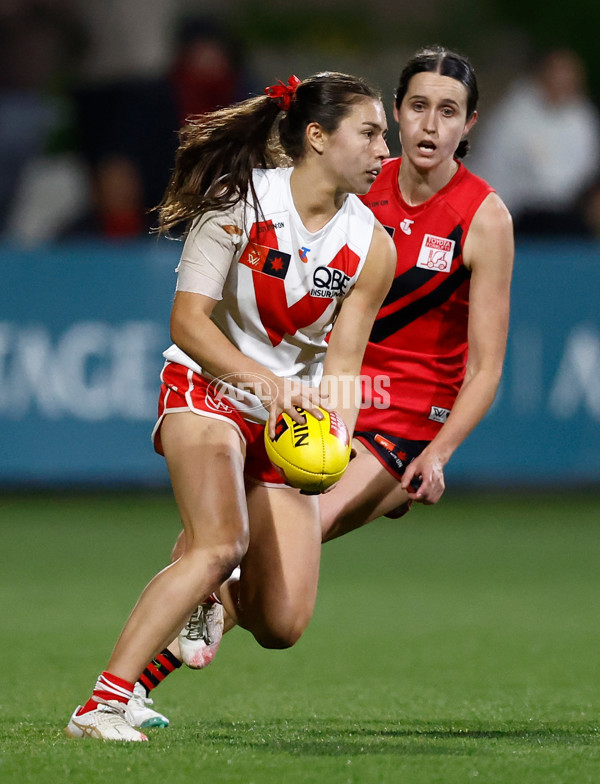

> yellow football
[264,407,351,494]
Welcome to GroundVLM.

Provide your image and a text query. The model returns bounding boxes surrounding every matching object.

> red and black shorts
[354,430,429,483]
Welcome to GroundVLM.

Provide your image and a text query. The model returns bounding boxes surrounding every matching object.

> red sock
[138,649,182,695]
[78,671,136,715]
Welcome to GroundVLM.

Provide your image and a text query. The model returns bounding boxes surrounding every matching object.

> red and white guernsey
[163,167,375,422]
[356,157,494,440]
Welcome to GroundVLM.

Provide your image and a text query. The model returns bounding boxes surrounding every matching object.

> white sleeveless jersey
[163,167,375,421]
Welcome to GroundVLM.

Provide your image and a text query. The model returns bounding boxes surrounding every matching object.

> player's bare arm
[402,192,514,503]
[170,290,328,436]
[322,221,396,434]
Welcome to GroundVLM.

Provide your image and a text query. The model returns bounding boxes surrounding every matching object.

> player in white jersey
[122,47,514,732]
[65,71,395,741]
[157,165,377,427]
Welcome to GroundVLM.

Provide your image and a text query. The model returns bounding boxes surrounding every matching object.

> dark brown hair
[156,71,380,234]
[395,46,478,159]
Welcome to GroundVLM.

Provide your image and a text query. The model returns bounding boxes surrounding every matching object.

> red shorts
[152,361,285,486]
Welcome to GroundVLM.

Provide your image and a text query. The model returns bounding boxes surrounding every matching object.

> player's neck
[398,157,459,206]
[289,167,345,233]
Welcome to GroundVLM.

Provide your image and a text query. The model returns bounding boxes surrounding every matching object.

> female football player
[65,71,395,741]
[117,46,514,731]
[320,45,513,538]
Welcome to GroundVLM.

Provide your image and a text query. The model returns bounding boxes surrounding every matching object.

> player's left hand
[401,450,446,504]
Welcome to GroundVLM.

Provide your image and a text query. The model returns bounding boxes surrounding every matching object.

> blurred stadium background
[2,5,600,781]
[1,0,599,490]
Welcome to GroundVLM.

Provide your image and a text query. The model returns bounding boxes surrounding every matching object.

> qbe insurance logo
[311,266,351,298]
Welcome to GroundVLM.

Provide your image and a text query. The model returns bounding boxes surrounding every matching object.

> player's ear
[464,110,477,135]
[306,122,326,154]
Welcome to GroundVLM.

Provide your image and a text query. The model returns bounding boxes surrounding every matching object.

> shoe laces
[96,699,135,723]
[183,601,221,644]
[94,700,147,738]
[131,684,153,708]
[183,606,208,643]
[132,692,153,708]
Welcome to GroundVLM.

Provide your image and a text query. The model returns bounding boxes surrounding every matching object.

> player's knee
[253,626,301,650]
[182,537,247,587]
[251,609,312,650]
[224,535,248,573]
[384,500,412,519]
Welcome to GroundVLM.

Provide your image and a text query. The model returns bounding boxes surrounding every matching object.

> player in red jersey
[64,71,395,741]
[321,44,513,540]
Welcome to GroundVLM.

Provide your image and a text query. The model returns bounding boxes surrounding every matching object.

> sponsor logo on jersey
[311,265,351,298]
[239,243,291,279]
[364,199,389,207]
[416,234,455,273]
[256,220,285,232]
[400,218,414,235]
[429,405,451,423]
[299,246,310,263]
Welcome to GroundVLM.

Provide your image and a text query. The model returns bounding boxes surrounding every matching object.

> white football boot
[178,598,225,669]
[125,682,170,729]
[65,700,148,741]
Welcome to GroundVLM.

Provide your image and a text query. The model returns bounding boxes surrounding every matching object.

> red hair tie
[264,75,301,111]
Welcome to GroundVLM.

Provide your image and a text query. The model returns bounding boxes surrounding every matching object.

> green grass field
[1,489,599,783]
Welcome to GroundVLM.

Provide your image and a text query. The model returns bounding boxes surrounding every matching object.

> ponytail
[156,96,285,234]
[156,71,380,234]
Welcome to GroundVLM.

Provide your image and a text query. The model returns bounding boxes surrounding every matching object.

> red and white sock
[77,671,135,715]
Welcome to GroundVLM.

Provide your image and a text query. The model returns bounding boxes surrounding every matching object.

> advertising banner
[1,239,598,488]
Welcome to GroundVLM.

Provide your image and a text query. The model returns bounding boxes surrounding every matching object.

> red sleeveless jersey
[356,157,494,440]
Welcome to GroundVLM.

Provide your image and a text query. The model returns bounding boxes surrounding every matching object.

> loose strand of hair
[153,96,285,236]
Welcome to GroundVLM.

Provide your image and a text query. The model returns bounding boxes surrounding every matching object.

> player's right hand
[266,378,328,440]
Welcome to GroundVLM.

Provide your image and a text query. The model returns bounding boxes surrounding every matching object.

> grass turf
[1,489,599,783]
